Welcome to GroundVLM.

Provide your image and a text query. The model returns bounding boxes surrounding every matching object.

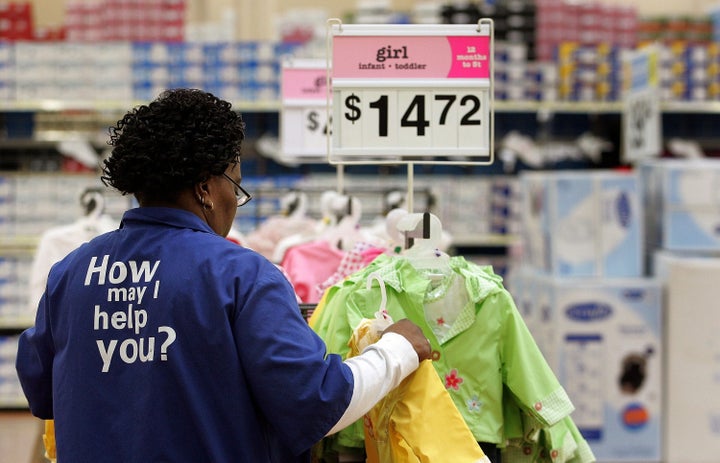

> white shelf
[0,237,39,252]
[0,318,33,330]
[494,100,624,113]
[0,99,282,113]
[495,100,720,114]
[451,233,519,248]
[0,398,28,409]
[4,99,720,114]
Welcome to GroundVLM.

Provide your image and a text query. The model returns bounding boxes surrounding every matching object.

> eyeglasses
[222,173,252,207]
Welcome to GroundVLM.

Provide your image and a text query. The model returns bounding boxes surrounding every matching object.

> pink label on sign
[446,36,491,78]
[282,68,328,100]
[332,35,490,79]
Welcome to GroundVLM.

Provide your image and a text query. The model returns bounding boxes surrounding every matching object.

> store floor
[0,410,46,463]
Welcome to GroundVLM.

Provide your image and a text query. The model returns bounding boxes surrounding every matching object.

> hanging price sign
[280,58,331,162]
[622,45,662,163]
[327,21,494,164]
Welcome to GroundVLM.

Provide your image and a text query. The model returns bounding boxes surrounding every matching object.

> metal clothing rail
[299,303,317,324]
[240,184,438,229]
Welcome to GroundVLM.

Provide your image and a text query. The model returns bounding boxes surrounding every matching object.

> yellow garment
[44,419,57,462]
[349,317,489,463]
[307,288,329,328]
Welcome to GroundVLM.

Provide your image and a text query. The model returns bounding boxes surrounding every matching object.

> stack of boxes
[525,60,558,101]
[494,41,528,101]
[654,255,720,463]
[0,40,299,103]
[712,7,720,43]
[440,2,482,25]
[708,44,720,101]
[520,170,643,277]
[512,169,663,462]
[0,2,32,41]
[435,175,520,251]
[64,0,185,42]
[14,42,133,102]
[0,42,12,101]
[556,42,624,102]
[202,43,246,102]
[640,159,720,267]
[0,254,31,325]
[533,0,636,102]
[0,335,23,406]
[131,42,171,102]
[486,0,537,60]
[235,42,294,102]
[535,0,638,62]
[640,158,720,463]
[2,0,720,106]
[494,40,561,103]
[638,15,713,44]
[544,14,720,103]
[636,15,717,102]
[657,42,717,102]
[1,173,130,239]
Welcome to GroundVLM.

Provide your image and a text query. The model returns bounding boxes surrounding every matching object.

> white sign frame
[279,58,331,163]
[326,19,494,166]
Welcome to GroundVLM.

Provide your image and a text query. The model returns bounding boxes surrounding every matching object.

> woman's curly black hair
[102,88,245,202]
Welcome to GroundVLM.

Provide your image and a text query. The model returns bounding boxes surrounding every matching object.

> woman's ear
[194,182,210,205]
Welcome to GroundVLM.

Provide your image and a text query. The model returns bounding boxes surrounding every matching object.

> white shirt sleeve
[326,332,419,435]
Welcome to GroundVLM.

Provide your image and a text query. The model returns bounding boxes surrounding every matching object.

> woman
[16,88,431,462]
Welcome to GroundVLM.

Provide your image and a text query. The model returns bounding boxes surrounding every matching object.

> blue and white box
[538,276,663,462]
[640,158,720,253]
[520,170,643,277]
[662,254,720,463]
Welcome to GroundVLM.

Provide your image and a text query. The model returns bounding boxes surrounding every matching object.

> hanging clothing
[28,214,117,312]
[281,239,345,303]
[501,412,595,463]
[244,214,319,261]
[310,254,595,463]
[315,241,389,302]
[349,316,490,463]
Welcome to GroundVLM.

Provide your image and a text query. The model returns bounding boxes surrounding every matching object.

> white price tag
[622,46,661,163]
[302,108,331,149]
[624,87,661,161]
[335,88,488,154]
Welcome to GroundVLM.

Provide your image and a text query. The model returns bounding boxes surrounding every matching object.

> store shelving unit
[1,97,718,299]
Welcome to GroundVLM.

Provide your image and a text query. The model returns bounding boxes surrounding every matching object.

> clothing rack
[243,184,437,224]
[298,303,317,323]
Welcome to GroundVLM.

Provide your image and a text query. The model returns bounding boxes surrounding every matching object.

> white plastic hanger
[81,188,105,219]
[320,193,363,251]
[396,212,451,270]
[280,191,308,218]
[366,271,389,320]
[79,188,106,234]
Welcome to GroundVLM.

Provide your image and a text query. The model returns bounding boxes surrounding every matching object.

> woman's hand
[382,319,432,362]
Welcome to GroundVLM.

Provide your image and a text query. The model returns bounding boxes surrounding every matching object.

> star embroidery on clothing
[466,395,483,412]
[445,368,464,390]
[436,317,445,326]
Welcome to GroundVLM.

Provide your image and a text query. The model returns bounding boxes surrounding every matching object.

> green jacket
[311,253,595,462]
